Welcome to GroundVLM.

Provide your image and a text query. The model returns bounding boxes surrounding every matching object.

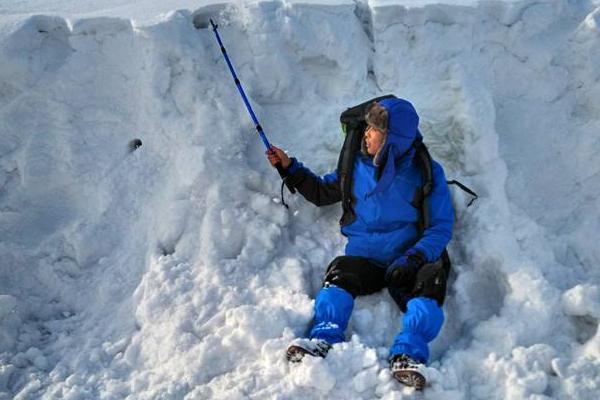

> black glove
[385,249,426,289]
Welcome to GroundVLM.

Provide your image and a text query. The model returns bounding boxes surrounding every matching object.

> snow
[1,0,600,398]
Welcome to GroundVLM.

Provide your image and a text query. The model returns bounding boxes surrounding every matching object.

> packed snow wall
[1,0,600,398]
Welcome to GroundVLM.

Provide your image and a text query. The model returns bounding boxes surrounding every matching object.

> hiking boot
[286,338,331,362]
[390,354,427,390]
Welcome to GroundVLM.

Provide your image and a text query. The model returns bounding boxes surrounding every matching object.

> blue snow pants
[308,256,445,363]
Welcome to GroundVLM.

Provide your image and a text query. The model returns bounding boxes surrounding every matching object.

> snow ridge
[1,1,600,399]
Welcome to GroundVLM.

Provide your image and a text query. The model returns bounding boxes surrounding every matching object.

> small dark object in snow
[128,138,142,152]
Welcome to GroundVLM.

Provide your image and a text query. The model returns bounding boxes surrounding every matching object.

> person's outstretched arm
[267,145,341,207]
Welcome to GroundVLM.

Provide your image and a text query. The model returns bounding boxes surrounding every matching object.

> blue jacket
[286,98,453,265]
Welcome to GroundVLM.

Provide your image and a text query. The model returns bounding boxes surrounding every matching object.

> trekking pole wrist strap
[275,162,296,193]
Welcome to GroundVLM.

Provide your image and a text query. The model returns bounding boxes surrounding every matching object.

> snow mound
[1,1,600,398]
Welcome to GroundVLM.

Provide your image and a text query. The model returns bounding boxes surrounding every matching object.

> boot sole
[393,370,426,390]
[286,345,312,363]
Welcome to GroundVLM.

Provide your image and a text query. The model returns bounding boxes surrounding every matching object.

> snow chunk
[584,7,600,31]
[290,357,336,393]
[562,284,600,319]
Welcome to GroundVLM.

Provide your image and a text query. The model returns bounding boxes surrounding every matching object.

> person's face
[364,125,385,156]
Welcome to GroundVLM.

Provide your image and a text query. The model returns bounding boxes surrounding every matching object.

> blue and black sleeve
[285,158,342,207]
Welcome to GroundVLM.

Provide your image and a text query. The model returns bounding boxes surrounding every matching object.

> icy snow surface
[1,0,600,399]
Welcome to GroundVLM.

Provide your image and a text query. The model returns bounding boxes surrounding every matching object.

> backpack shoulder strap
[412,141,452,275]
[412,140,434,235]
[338,121,361,226]
[412,141,477,278]
[413,141,478,233]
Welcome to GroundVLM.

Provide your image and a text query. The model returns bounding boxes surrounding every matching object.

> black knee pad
[323,256,365,298]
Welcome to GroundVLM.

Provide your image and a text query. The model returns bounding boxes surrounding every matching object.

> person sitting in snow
[267,97,453,390]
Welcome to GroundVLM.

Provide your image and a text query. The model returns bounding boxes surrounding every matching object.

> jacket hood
[369,98,422,197]
[377,98,421,159]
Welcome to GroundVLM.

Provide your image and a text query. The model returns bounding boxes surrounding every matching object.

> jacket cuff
[391,248,426,269]
[283,158,306,188]
[287,157,300,174]
[411,245,431,264]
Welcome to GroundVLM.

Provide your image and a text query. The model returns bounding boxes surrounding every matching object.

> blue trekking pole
[209,19,296,201]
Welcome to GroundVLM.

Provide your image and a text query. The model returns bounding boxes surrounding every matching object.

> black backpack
[337,94,477,229]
